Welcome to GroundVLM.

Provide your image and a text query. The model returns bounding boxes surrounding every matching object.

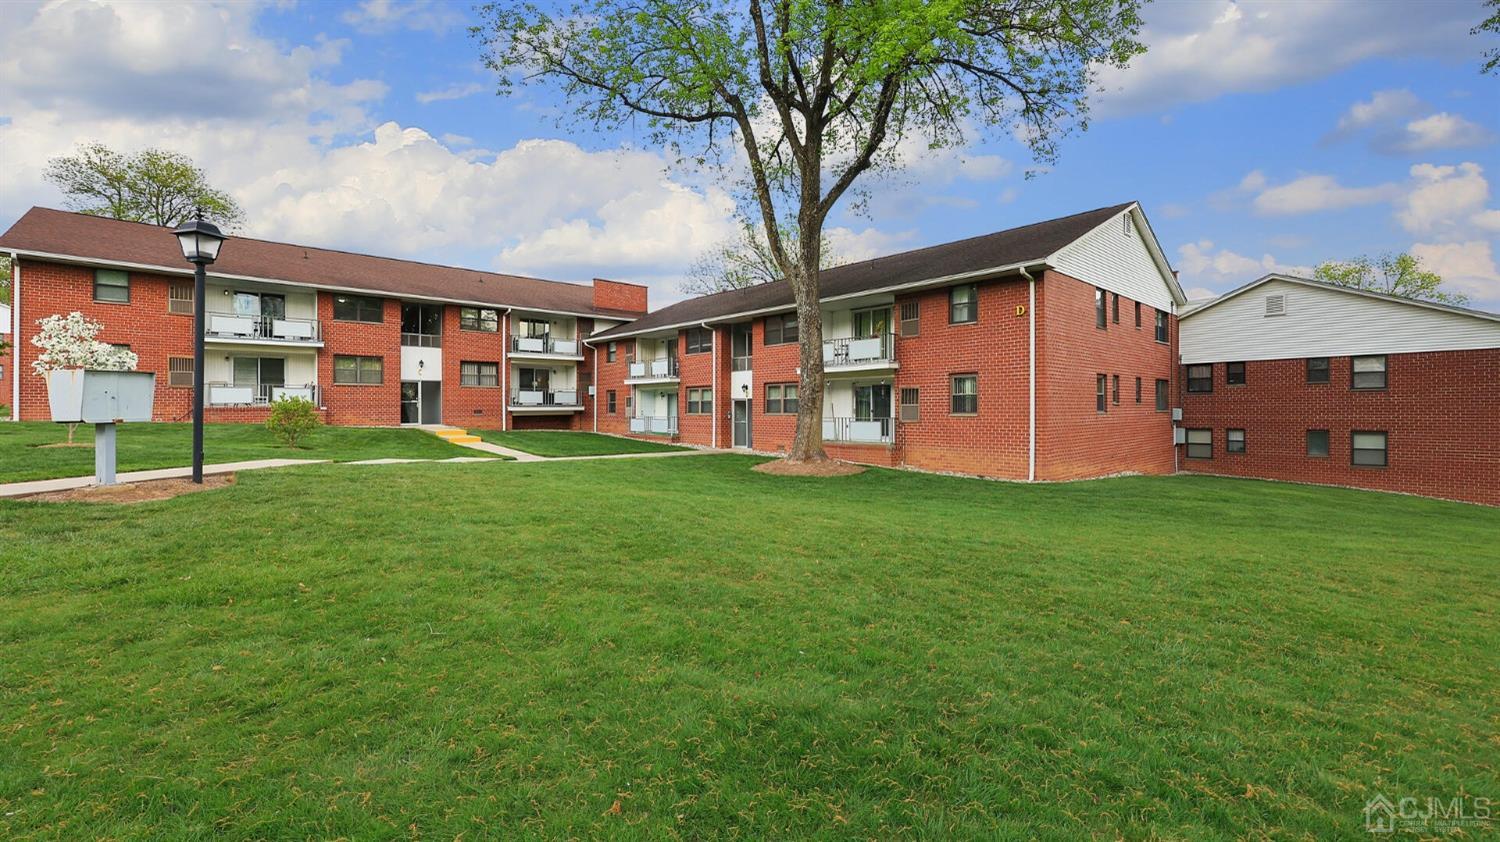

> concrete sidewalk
[0,459,326,499]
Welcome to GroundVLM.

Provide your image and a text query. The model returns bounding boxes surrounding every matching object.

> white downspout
[581,336,599,432]
[10,253,19,422]
[499,308,512,431]
[1020,266,1036,482]
[702,322,717,449]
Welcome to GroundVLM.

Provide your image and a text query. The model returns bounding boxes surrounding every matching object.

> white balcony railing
[823,416,892,444]
[626,357,679,379]
[823,333,895,368]
[510,389,581,407]
[511,336,580,355]
[205,313,322,343]
[207,383,320,408]
[629,415,679,435]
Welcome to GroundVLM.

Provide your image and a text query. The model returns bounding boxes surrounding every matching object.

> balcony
[823,416,892,445]
[400,332,441,348]
[629,415,679,435]
[510,335,582,358]
[823,332,896,372]
[626,357,680,383]
[204,313,323,346]
[207,383,321,408]
[509,388,584,413]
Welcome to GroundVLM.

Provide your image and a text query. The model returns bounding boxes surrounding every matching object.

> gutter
[499,308,511,431]
[8,251,17,422]
[1020,265,1037,482]
[580,333,599,432]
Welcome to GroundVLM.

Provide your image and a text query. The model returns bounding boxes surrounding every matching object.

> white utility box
[47,369,157,423]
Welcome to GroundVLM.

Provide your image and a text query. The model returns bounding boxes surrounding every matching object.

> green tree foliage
[1476,0,1499,75]
[265,397,322,448]
[44,143,245,229]
[681,219,839,296]
[1312,253,1470,307]
[474,0,1145,460]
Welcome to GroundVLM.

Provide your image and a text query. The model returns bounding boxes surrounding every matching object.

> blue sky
[1,0,1497,308]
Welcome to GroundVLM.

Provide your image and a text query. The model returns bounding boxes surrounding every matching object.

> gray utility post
[95,422,117,486]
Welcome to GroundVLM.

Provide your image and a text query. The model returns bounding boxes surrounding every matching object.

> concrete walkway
[0,459,326,499]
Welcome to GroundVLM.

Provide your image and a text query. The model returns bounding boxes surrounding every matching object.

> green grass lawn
[0,421,479,484]
[1,459,1496,838]
[474,428,689,457]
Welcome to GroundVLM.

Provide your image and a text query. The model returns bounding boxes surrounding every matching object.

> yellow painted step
[447,435,482,445]
[433,428,469,439]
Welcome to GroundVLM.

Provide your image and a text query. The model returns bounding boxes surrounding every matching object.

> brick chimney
[593,278,648,315]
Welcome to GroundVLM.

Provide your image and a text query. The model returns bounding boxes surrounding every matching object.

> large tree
[475,0,1145,462]
[681,219,839,296]
[1312,253,1469,307]
[44,143,244,229]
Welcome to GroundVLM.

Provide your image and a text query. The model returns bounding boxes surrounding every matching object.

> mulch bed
[752,459,867,477]
[21,474,236,504]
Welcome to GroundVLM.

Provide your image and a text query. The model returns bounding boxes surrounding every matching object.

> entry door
[852,307,891,338]
[854,383,891,420]
[419,381,441,424]
[401,382,420,424]
[733,400,751,448]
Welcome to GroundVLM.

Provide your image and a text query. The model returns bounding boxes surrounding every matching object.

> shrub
[265,397,321,448]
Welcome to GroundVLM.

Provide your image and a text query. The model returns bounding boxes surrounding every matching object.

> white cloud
[824,226,918,264]
[1410,241,1500,302]
[341,0,465,34]
[1251,175,1398,216]
[1325,89,1494,154]
[416,83,485,105]
[1331,89,1423,136]
[1094,1,1476,117]
[1395,113,1496,152]
[1176,239,1313,289]
[1397,162,1492,235]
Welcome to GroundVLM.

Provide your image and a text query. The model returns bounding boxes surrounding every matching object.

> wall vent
[1264,294,1286,316]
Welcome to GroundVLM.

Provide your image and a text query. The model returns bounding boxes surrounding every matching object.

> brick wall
[593,278,648,315]
[595,336,634,436]
[1036,270,1177,481]
[676,331,718,446]
[443,306,506,426]
[319,292,401,426]
[1178,350,1500,507]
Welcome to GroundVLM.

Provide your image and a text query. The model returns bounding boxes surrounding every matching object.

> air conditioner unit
[1171,407,1183,421]
[587,385,596,396]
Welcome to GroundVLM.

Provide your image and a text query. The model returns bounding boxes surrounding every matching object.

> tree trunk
[66,422,77,445]
[786,267,828,463]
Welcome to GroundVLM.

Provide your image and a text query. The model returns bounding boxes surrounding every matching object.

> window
[607,342,617,363]
[1096,374,1107,413]
[1307,429,1330,458]
[519,318,550,338]
[900,301,920,336]
[1112,374,1120,405]
[1187,364,1213,393]
[1226,362,1246,385]
[764,313,798,345]
[1352,355,1387,390]
[1227,429,1246,453]
[93,269,129,303]
[333,294,383,323]
[1135,377,1142,404]
[685,326,713,354]
[765,383,798,414]
[460,361,499,387]
[459,307,499,332]
[1155,379,1170,411]
[1095,288,1106,329]
[1185,428,1212,459]
[1134,301,1142,329]
[900,388,919,422]
[950,374,977,414]
[1352,431,1388,467]
[401,304,443,347]
[949,284,977,324]
[168,284,193,314]
[1154,309,1168,343]
[333,355,383,385]
[607,390,617,414]
[168,357,193,388]
[1112,293,1120,324]
[687,387,712,414]
[1306,357,1330,384]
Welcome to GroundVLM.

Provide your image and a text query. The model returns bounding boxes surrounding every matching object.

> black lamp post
[172,211,227,484]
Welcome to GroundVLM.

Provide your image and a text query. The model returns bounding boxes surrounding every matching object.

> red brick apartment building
[5,204,1497,505]
[1,208,647,430]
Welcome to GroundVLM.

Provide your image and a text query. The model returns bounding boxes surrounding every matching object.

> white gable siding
[1048,210,1176,311]
[1179,279,1500,363]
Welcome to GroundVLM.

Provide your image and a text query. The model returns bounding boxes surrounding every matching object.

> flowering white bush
[31,312,138,375]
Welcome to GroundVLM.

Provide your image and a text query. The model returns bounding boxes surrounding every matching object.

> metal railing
[626,357,680,379]
[510,335,581,355]
[731,354,752,371]
[206,383,321,408]
[400,332,442,348]
[204,313,323,343]
[823,332,896,367]
[629,415,679,435]
[823,416,892,444]
[509,389,581,407]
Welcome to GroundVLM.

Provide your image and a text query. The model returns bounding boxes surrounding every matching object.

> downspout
[499,308,511,431]
[1020,265,1036,482]
[9,252,19,422]
[581,336,599,432]
[702,322,717,449]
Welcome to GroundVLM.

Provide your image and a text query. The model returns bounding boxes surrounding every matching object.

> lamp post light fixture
[172,210,227,484]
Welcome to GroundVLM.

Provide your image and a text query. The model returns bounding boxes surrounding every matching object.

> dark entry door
[733,400,751,448]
